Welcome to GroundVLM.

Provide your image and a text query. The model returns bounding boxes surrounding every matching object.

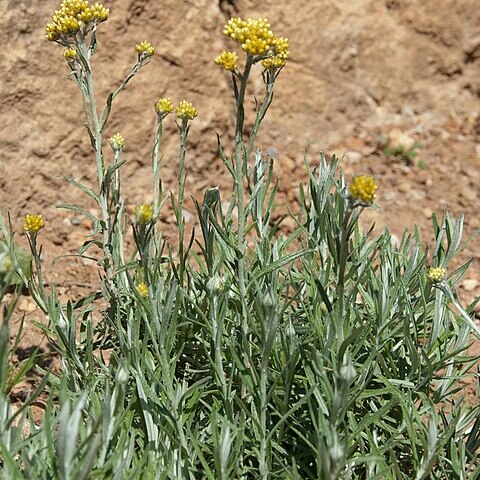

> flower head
[136,282,148,298]
[46,15,80,42]
[63,47,77,62]
[134,204,153,224]
[77,2,109,22]
[176,100,197,120]
[428,267,446,283]
[214,51,238,72]
[222,17,289,69]
[23,214,45,233]
[155,97,174,115]
[135,40,155,58]
[109,132,124,150]
[45,0,109,43]
[262,56,287,69]
[349,176,378,204]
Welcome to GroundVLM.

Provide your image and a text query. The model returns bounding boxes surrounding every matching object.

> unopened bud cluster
[207,275,223,295]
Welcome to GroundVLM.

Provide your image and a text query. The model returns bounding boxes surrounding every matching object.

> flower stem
[337,204,355,345]
[247,71,275,159]
[77,41,114,285]
[152,115,163,220]
[234,55,253,322]
[177,119,189,286]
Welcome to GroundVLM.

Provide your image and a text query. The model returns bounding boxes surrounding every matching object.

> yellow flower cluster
[349,176,378,204]
[262,36,289,69]
[262,56,285,69]
[136,282,148,298]
[63,47,77,62]
[135,41,155,57]
[155,97,174,115]
[223,17,274,56]
[134,204,153,224]
[214,51,238,72]
[221,17,289,69]
[23,214,45,233]
[45,0,109,42]
[427,267,446,283]
[176,100,198,120]
[109,132,124,150]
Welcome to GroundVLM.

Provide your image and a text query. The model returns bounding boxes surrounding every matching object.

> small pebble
[266,147,279,159]
[345,150,362,164]
[462,279,479,292]
[422,208,433,219]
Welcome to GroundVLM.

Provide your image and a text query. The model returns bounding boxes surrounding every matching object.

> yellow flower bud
[63,48,77,62]
[109,132,125,150]
[136,282,148,298]
[427,267,446,283]
[134,204,154,224]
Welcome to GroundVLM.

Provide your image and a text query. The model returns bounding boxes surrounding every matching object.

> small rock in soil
[422,208,433,219]
[345,150,362,164]
[462,279,479,292]
[266,147,279,159]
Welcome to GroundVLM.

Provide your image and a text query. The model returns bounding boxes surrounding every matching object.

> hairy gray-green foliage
[1,157,479,478]
[1,10,479,479]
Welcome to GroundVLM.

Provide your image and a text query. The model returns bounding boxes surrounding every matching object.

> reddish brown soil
[1,0,479,401]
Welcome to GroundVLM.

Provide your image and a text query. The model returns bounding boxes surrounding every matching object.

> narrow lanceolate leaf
[133,371,159,448]
[57,204,99,224]
[63,176,100,204]
[439,284,480,338]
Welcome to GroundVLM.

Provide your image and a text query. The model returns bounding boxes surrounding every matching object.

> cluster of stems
[230,55,280,325]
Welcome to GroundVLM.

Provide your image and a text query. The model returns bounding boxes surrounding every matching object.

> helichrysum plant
[0,2,479,479]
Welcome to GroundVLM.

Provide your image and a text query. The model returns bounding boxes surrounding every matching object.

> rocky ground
[1,0,480,403]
